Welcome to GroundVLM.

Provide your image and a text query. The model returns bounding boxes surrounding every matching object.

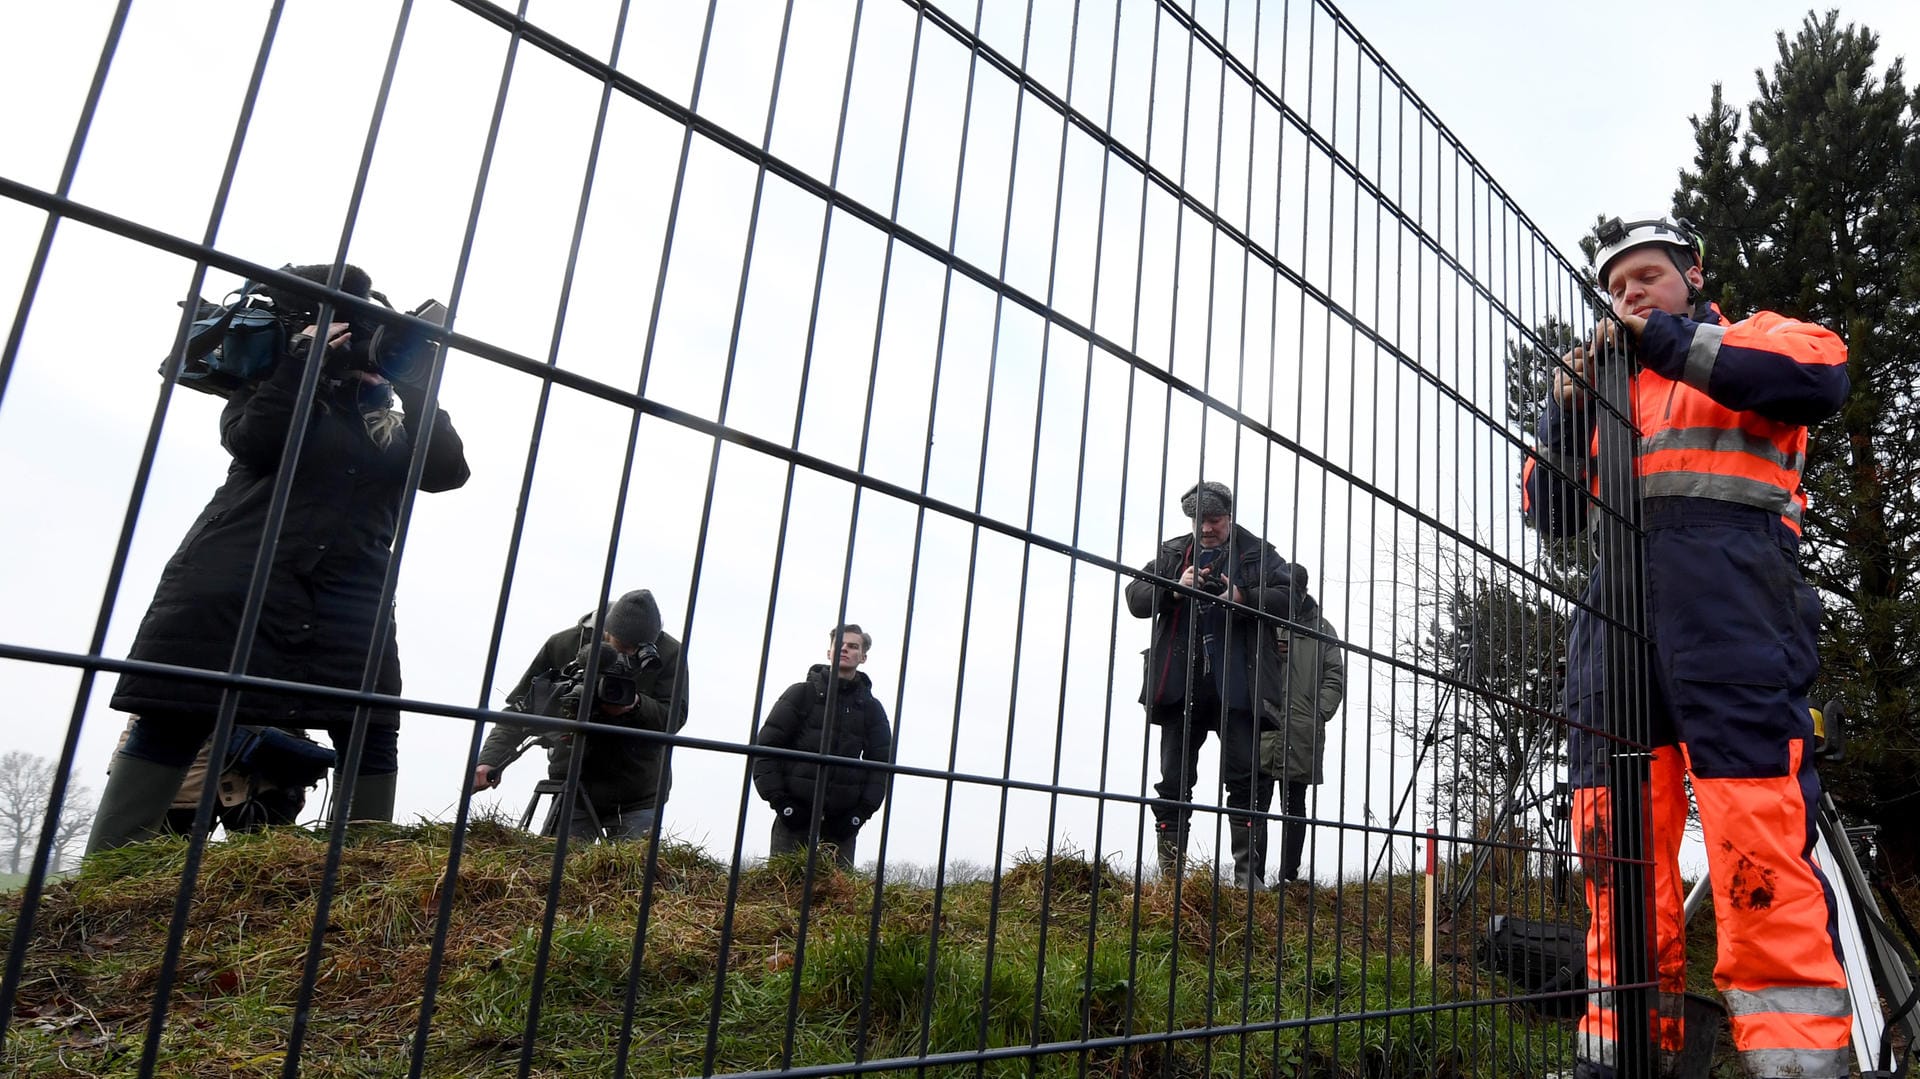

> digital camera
[561,643,642,713]
[1193,548,1231,596]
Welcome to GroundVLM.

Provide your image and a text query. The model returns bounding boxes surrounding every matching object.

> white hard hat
[1593,216,1704,290]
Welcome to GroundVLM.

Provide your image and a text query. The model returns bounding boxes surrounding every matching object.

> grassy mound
[2,823,1570,1077]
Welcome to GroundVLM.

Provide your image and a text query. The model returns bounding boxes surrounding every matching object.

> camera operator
[1125,481,1312,887]
[88,264,469,854]
[473,590,689,843]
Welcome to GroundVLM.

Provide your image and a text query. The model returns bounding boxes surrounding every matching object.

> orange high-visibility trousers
[1567,501,1850,1079]
[1571,747,1688,1074]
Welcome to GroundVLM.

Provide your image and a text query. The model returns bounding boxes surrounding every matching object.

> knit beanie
[604,589,662,646]
[266,263,373,320]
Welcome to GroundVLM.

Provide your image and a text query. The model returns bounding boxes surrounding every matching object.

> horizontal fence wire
[0,1,1653,1078]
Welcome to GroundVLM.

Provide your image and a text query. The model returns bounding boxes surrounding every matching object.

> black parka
[1125,524,1310,727]
[477,618,690,813]
[751,666,892,835]
[111,353,468,727]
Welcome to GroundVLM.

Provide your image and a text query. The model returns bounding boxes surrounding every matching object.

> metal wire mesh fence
[0,1,1648,1076]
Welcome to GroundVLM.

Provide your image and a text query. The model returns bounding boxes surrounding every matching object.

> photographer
[88,264,469,854]
[474,590,689,842]
[752,624,893,870]
[1256,613,1345,887]
[1125,481,1311,887]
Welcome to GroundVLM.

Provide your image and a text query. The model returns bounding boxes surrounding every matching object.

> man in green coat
[1256,613,1345,885]
[472,590,689,841]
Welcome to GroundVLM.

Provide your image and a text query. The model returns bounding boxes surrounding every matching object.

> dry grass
[2,824,1577,1078]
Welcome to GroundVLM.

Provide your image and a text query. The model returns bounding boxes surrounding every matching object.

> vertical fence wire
[0,0,179,1048]
[169,0,439,1066]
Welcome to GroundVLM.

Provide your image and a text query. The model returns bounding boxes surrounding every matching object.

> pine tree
[1674,11,1920,876]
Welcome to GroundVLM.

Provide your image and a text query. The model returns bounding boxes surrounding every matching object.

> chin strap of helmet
[1671,217,1706,309]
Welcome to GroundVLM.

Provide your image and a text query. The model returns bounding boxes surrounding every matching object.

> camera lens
[632,642,663,674]
[596,673,639,709]
[370,323,434,385]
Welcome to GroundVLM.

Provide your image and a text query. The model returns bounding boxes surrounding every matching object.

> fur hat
[604,589,662,646]
[1180,481,1233,519]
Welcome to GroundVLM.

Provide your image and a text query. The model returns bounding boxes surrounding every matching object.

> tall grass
[1,822,1575,1077]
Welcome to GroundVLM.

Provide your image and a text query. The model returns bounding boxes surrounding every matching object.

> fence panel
[0,2,1640,1077]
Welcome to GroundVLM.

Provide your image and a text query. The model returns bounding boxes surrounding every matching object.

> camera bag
[1475,914,1585,1017]
[226,726,336,789]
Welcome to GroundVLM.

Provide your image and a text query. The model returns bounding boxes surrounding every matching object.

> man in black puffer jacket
[752,624,893,869]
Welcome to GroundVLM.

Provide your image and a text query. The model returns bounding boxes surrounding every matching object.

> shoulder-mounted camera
[565,642,643,713]
[164,266,447,398]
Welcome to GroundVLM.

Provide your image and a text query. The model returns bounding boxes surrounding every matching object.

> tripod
[495,732,609,840]
[519,777,607,839]
[1448,777,1575,919]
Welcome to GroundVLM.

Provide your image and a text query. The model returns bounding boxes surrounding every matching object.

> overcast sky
[2,0,1913,883]
[1351,0,1920,260]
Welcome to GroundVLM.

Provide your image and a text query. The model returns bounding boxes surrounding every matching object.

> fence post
[1595,328,1656,1076]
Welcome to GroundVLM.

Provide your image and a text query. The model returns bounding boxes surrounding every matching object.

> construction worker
[1522,215,1851,1079]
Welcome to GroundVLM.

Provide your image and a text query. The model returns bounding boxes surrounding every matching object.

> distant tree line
[0,750,93,876]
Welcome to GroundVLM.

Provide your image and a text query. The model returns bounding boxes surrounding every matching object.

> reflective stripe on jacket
[1521,302,1847,536]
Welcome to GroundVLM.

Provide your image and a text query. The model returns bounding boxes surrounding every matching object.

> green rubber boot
[345,771,397,823]
[85,752,190,855]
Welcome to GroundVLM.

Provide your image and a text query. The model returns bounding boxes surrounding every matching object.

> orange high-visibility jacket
[1522,302,1848,534]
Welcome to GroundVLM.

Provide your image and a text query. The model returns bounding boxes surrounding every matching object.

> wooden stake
[1423,827,1437,967]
